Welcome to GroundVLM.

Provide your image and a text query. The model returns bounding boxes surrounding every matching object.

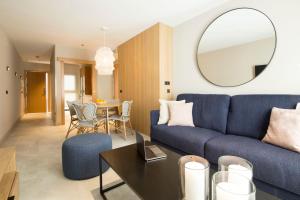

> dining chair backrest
[73,103,97,121]
[66,101,77,117]
[122,101,133,117]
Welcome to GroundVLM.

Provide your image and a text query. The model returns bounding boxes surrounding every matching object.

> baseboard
[0,116,21,144]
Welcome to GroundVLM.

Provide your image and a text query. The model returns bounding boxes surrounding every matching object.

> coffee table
[99,144,279,200]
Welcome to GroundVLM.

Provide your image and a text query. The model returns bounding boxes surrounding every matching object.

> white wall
[55,45,95,61]
[173,0,300,96]
[0,29,23,142]
[96,75,114,100]
[198,38,275,86]
[22,62,50,72]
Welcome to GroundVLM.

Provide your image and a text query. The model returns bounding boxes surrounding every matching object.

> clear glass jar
[179,155,210,200]
[218,155,253,180]
[212,171,256,200]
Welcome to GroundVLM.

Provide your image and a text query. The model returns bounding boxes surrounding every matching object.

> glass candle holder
[212,171,256,200]
[179,155,210,200]
[218,155,253,180]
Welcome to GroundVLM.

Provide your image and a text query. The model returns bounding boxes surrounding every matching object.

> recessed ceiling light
[6,66,10,71]
[15,72,18,77]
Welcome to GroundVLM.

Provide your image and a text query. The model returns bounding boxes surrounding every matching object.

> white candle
[228,164,253,180]
[216,182,252,200]
[185,161,206,200]
[228,164,252,194]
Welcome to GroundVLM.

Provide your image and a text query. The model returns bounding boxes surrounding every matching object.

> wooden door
[27,72,46,113]
[84,66,92,95]
[78,65,93,103]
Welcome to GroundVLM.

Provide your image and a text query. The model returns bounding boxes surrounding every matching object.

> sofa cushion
[205,135,300,195]
[177,94,230,133]
[151,125,222,157]
[227,95,300,139]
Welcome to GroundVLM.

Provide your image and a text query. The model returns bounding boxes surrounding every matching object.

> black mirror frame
[196,7,277,87]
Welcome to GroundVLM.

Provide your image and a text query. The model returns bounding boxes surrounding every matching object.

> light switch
[164,81,170,85]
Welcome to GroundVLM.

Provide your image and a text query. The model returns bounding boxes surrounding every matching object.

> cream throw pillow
[168,102,195,127]
[158,99,185,124]
[262,107,300,153]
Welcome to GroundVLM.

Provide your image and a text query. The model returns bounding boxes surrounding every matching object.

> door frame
[57,57,96,125]
[24,70,51,113]
[113,61,119,99]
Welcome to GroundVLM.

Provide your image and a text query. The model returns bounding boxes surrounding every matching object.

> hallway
[1,113,139,200]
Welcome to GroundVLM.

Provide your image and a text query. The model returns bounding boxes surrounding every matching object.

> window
[64,75,77,108]
[64,75,76,91]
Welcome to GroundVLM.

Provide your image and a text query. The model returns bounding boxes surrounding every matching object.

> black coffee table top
[100,144,180,200]
[100,144,279,200]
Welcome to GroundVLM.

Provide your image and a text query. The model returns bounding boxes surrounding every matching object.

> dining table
[96,100,122,134]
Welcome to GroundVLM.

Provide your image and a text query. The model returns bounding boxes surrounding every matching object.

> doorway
[63,64,93,109]
[64,64,80,109]
[26,71,48,113]
[57,58,96,125]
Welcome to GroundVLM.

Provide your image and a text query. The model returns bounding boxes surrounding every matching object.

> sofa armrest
[150,110,160,126]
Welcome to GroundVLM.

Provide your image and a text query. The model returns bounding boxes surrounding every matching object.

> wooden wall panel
[117,23,172,135]
[159,24,173,100]
[92,64,97,102]
[113,63,119,99]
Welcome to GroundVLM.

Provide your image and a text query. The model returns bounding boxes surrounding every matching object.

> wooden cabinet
[117,23,173,135]
[79,65,93,96]
[0,147,19,200]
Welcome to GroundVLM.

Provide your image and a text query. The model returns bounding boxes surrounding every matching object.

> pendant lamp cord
[103,30,106,46]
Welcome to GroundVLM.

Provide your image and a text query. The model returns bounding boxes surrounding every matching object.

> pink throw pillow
[168,102,195,127]
[262,107,300,153]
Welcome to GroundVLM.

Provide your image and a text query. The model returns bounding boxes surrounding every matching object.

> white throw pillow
[158,99,185,124]
[168,102,195,127]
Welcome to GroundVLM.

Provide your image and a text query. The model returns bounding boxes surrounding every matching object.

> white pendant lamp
[95,27,115,75]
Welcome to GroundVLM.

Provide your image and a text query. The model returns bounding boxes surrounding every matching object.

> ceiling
[0,0,228,63]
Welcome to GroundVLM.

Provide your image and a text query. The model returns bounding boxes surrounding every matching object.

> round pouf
[62,133,112,180]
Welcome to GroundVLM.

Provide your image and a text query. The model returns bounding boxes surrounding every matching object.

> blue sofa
[150,94,300,200]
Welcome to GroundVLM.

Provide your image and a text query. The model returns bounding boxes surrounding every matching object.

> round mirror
[197,8,276,87]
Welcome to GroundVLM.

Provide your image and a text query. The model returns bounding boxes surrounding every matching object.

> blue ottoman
[62,133,112,180]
